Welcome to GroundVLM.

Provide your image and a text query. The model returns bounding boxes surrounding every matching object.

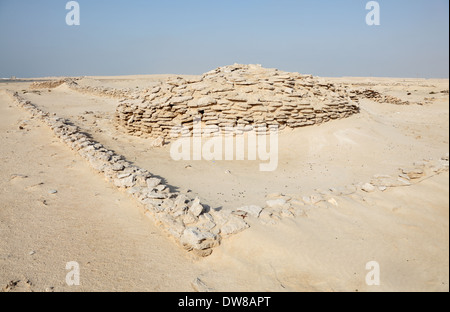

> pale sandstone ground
[0,75,448,292]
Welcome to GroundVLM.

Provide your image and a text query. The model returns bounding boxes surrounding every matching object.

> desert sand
[0,66,448,292]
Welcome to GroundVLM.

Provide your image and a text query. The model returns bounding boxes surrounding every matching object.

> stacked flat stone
[30,78,138,100]
[65,79,138,100]
[4,90,251,257]
[30,78,72,89]
[114,64,360,141]
[350,89,410,105]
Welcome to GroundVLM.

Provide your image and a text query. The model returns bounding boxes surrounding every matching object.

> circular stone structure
[114,64,360,141]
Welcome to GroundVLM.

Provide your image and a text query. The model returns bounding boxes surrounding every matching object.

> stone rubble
[112,64,359,141]
[31,77,137,100]
[12,70,450,254]
[4,90,251,257]
[253,156,449,225]
[350,89,411,105]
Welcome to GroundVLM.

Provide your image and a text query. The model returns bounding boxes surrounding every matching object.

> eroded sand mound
[114,64,360,140]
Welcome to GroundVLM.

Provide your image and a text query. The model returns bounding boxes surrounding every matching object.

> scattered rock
[146,177,161,188]
[327,198,339,207]
[310,194,324,205]
[10,174,28,180]
[266,199,287,208]
[236,205,263,218]
[361,183,376,193]
[402,169,424,180]
[189,197,204,217]
[220,216,249,236]
[180,227,218,251]
[151,136,165,148]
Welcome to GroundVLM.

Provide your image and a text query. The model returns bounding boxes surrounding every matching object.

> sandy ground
[0,76,448,292]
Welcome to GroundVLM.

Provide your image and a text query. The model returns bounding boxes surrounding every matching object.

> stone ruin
[114,64,360,142]
[351,89,410,105]
[6,66,450,258]
[5,90,252,257]
[30,78,72,89]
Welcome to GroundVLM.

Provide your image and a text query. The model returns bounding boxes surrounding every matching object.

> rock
[290,199,305,207]
[10,174,28,180]
[197,97,217,107]
[127,187,142,195]
[155,184,166,192]
[114,175,135,188]
[170,96,193,104]
[327,198,339,207]
[180,227,218,251]
[398,173,411,181]
[236,205,263,218]
[146,192,168,200]
[48,190,58,194]
[266,192,282,199]
[397,177,412,186]
[291,207,307,217]
[155,214,185,238]
[189,197,204,217]
[361,183,376,193]
[173,194,188,210]
[114,64,359,143]
[220,216,249,236]
[117,172,131,179]
[402,169,424,180]
[146,178,161,188]
[280,209,294,218]
[183,213,198,225]
[232,210,247,218]
[151,136,165,147]
[266,199,287,208]
[310,194,324,205]
[197,213,216,231]
[301,196,312,205]
[110,162,125,171]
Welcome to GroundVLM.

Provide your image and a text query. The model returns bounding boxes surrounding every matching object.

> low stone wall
[114,64,360,141]
[30,78,71,90]
[350,89,411,105]
[254,156,449,225]
[4,89,449,258]
[30,78,137,100]
[65,79,137,100]
[4,90,253,257]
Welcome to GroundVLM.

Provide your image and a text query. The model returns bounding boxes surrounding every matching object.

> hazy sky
[0,0,448,78]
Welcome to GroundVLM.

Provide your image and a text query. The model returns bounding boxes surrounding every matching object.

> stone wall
[30,78,71,89]
[4,90,252,257]
[30,78,137,100]
[4,87,448,257]
[350,89,411,105]
[114,64,360,141]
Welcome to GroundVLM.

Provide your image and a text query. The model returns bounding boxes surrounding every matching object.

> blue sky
[0,0,448,78]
